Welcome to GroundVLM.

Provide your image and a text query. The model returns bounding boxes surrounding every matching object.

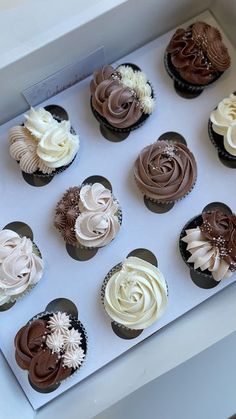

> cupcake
[9,106,79,178]
[180,209,236,286]
[90,64,155,137]
[102,256,168,332]
[209,93,236,160]
[0,229,44,308]
[14,311,87,391]
[54,182,122,250]
[165,21,231,96]
[134,139,197,207]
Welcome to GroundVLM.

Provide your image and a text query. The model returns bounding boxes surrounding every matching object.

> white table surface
[0,10,236,416]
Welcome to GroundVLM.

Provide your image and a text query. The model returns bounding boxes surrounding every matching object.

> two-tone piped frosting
[15,312,86,389]
[90,64,155,128]
[166,21,230,85]
[181,210,236,281]
[210,93,236,156]
[134,140,197,202]
[55,183,121,248]
[0,229,44,306]
[9,107,79,174]
[103,256,168,330]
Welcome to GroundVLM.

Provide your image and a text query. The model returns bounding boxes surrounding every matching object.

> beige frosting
[182,227,232,281]
[75,209,120,248]
[210,94,236,156]
[79,183,118,213]
[104,256,168,330]
[0,230,44,305]
[37,121,79,168]
[24,107,58,139]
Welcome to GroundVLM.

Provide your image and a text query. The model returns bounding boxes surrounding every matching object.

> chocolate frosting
[14,320,47,369]
[54,187,80,245]
[200,211,236,270]
[90,65,115,96]
[134,140,197,202]
[29,348,72,389]
[90,65,143,128]
[166,22,230,85]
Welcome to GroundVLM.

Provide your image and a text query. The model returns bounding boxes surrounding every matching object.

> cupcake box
[0,12,236,409]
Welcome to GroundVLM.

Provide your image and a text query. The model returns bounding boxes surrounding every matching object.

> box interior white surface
[0,10,236,411]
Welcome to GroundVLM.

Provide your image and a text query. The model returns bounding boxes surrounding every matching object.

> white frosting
[140,96,155,114]
[210,94,236,136]
[63,328,82,351]
[47,312,71,333]
[224,121,236,156]
[79,183,118,213]
[75,210,120,248]
[0,232,44,305]
[104,256,168,330]
[37,121,79,168]
[24,107,58,139]
[117,65,135,80]
[182,227,232,281]
[62,347,85,369]
[0,230,21,263]
[46,332,64,353]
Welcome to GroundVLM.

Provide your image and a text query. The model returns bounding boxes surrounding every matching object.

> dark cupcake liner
[26,311,88,392]
[164,51,223,96]
[90,63,155,135]
[208,119,236,161]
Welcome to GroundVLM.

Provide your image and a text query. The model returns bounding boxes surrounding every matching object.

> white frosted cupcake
[209,93,236,159]
[0,229,44,307]
[54,182,122,249]
[9,107,79,177]
[102,256,168,330]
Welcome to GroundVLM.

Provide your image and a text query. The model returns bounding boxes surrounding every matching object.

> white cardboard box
[1,2,236,418]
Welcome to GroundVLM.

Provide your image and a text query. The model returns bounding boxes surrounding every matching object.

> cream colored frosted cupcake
[0,229,44,307]
[102,256,168,330]
[9,107,79,177]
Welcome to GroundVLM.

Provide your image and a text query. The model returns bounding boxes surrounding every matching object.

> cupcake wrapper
[28,311,88,389]
[208,119,236,161]
[164,51,222,93]
[0,242,43,307]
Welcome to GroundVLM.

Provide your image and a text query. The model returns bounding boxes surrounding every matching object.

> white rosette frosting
[24,107,58,139]
[182,227,232,281]
[75,209,120,248]
[104,256,168,330]
[210,94,236,156]
[37,121,79,168]
[0,230,44,306]
[79,183,117,213]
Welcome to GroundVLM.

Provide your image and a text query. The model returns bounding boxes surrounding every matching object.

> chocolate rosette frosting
[14,320,47,369]
[134,140,197,202]
[91,79,120,115]
[90,65,115,95]
[29,348,72,389]
[166,21,230,85]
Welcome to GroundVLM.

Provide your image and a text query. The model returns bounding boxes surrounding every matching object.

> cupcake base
[208,120,236,169]
[164,52,222,99]
[179,214,221,289]
[3,221,33,240]
[0,300,16,312]
[66,243,98,261]
[144,197,175,213]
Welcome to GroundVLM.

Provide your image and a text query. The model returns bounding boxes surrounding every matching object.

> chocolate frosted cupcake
[209,93,236,160]
[165,21,231,96]
[15,311,87,391]
[102,256,168,331]
[9,107,79,178]
[55,182,122,249]
[90,64,155,136]
[0,229,44,307]
[180,209,236,286]
[134,139,197,204]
